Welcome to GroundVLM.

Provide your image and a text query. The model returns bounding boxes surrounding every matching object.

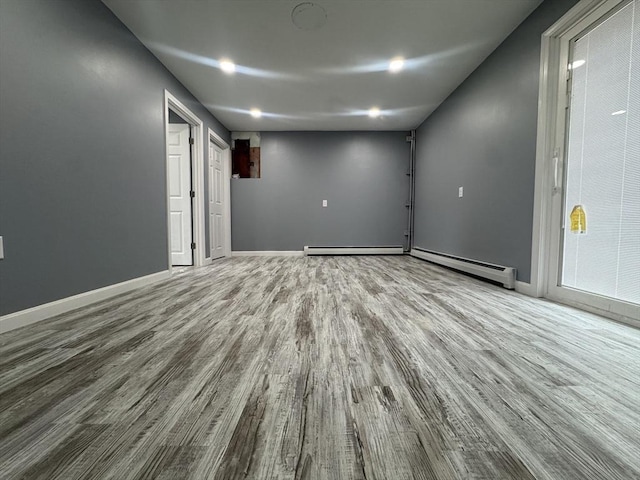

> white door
[168,123,193,266]
[547,0,639,320]
[209,140,225,260]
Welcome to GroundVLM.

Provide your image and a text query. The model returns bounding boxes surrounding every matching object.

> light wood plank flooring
[1,256,639,479]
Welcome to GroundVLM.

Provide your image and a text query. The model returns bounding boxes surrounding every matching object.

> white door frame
[530,0,638,325]
[208,128,232,259]
[164,90,205,270]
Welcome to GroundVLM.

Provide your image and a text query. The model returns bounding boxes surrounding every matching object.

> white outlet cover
[458,187,464,198]
[322,200,328,207]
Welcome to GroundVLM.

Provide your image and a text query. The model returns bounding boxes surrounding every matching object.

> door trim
[164,90,205,271]
[530,0,638,326]
[208,128,232,260]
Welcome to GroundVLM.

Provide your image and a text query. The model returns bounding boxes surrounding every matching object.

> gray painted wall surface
[413,0,579,283]
[0,0,229,315]
[231,132,410,251]
[168,109,188,124]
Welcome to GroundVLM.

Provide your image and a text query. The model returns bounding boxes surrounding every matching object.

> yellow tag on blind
[570,205,587,234]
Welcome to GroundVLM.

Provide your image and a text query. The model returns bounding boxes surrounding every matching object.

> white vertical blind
[562,0,640,305]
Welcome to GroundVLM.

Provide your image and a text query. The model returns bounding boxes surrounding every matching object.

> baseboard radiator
[304,246,404,256]
[410,248,516,289]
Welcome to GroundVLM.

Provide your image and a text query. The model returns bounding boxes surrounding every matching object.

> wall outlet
[322,200,328,207]
[0,236,4,260]
[458,187,464,198]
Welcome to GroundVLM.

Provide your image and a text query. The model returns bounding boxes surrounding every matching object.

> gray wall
[413,0,579,283]
[0,0,229,315]
[231,132,410,251]
[168,109,188,124]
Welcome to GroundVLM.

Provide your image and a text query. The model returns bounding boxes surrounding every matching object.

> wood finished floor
[1,256,639,480]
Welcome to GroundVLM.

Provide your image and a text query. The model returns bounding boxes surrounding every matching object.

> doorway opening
[168,111,193,266]
[164,90,205,271]
[231,132,261,178]
[208,128,232,261]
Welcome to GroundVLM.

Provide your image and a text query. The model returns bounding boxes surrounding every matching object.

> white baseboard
[0,270,171,334]
[304,246,404,256]
[515,281,541,297]
[231,251,304,257]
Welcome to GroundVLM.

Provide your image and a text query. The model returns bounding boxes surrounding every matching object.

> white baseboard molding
[410,248,516,289]
[232,251,304,257]
[0,270,170,334]
[304,246,404,256]
[515,281,541,297]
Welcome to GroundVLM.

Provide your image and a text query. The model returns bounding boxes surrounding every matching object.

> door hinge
[189,137,195,145]
[191,242,196,250]
[190,190,195,198]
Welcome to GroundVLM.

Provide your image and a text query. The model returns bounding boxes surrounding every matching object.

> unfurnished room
[0,0,639,479]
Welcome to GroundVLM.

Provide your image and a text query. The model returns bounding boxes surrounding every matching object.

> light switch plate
[322,200,328,207]
[458,187,464,198]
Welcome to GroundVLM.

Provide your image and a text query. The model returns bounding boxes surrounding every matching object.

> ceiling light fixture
[569,59,585,70]
[250,108,262,118]
[611,110,627,116]
[219,59,236,73]
[291,2,327,31]
[389,57,405,73]
[368,107,381,118]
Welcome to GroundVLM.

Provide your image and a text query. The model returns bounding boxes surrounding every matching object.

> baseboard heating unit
[304,246,404,256]
[410,248,516,289]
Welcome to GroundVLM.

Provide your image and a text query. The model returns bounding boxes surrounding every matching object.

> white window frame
[530,0,639,326]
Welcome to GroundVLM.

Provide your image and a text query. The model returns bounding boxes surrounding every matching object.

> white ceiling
[102,0,543,131]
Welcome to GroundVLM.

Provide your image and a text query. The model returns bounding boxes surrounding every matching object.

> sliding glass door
[547,0,639,320]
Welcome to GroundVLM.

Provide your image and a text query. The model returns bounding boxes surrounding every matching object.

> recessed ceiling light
[220,59,236,73]
[250,108,262,118]
[569,59,585,70]
[611,110,627,116]
[389,57,405,73]
[368,107,381,118]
